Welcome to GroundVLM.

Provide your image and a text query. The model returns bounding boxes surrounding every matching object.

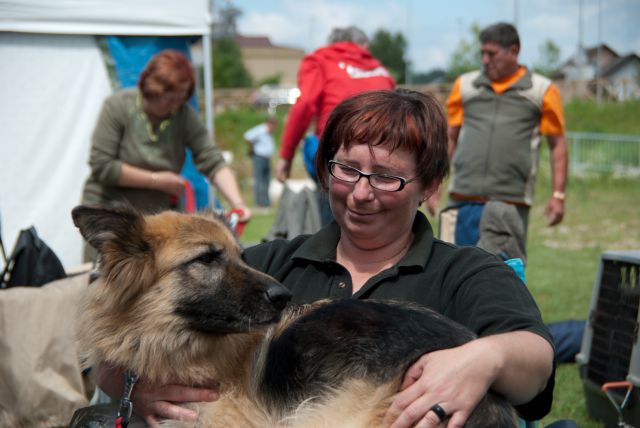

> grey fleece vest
[450,69,551,206]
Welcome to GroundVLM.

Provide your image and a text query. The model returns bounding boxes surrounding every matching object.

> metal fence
[567,132,640,176]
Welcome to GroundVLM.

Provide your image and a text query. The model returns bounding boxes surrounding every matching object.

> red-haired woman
[80,50,250,257]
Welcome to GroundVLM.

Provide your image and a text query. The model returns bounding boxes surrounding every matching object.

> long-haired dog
[72,203,517,427]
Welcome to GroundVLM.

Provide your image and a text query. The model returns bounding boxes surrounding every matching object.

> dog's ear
[72,203,148,255]
[72,203,155,305]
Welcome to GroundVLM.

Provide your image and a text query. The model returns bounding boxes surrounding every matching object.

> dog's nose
[264,283,292,310]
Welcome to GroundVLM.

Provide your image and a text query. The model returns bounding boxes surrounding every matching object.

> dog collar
[115,371,139,428]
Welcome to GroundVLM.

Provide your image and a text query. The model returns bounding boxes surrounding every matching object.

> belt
[449,192,530,208]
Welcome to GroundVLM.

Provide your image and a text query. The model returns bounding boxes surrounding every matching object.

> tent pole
[203,34,214,137]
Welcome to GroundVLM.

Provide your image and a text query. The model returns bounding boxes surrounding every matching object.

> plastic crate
[576,250,640,428]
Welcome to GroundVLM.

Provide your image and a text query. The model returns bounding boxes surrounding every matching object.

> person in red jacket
[276,27,396,224]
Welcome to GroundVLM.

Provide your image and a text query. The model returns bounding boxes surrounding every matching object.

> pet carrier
[576,250,640,428]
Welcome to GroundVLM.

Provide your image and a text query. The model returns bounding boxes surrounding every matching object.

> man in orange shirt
[429,22,567,254]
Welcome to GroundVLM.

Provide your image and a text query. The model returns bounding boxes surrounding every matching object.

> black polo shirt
[243,211,554,420]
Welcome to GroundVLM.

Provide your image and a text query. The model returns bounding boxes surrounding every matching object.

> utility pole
[405,0,411,85]
[576,0,587,82]
[596,0,603,103]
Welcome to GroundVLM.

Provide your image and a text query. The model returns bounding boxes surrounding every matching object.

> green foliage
[214,105,289,182]
[256,73,283,86]
[212,37,252,88]
[564,99,640,134]
[215,105,288,151]
[411,68,446,84]
[445,22,482,82]
[369,29,408,84]
[533,39,562,77]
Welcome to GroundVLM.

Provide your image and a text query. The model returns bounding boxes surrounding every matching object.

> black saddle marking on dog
[259,299,475,409]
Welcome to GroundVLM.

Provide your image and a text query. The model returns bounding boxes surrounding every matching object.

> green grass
[529,170,639,428]
[564,99,640,134]
[242,211,275,244]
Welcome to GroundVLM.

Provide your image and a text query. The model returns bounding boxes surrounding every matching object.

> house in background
[554,44,639,100]
[600,53,640,100]
[554,44,619,81]
[236,35,305,86]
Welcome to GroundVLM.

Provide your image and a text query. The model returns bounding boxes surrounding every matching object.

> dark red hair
[315,89,449,190]
[138,50,195,100]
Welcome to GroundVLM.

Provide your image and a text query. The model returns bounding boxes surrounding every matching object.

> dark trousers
[252,155,271,207]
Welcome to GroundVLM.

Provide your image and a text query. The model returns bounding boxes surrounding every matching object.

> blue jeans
[252,155,271,207]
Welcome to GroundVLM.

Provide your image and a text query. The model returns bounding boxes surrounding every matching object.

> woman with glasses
[80,50,249,261]
[94,89,555,428]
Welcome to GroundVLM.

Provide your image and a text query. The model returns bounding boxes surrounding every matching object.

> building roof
[583,44,619,62]
[601,53,640,77]
[236,35,274,48]
[559,43,620,68]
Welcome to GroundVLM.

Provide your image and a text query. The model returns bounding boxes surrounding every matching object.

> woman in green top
[80,50,250,222]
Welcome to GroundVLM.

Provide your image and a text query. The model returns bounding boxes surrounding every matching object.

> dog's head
[72,203,291,335]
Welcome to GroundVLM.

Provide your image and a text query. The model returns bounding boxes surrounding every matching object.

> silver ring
[430,403,447,421]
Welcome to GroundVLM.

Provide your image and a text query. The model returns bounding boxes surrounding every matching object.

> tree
[213,0,241,38]
[368,29,408,84]
[212,37,252,88]
[445,23,482,82]
[209,0,251,88]
[534,39,561,77]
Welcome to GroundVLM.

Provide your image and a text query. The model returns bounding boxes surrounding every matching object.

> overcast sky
[233,0,640,73]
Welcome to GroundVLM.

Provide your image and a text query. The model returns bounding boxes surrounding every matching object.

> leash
[227,208,247,237]
[115,371,139,428]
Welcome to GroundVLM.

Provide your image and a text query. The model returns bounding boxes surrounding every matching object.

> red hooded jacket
[279,41,396,160]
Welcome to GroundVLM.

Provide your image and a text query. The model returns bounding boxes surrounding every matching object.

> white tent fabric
[0,33,111,269]
[0,0,212,270]
[0,0,210,35]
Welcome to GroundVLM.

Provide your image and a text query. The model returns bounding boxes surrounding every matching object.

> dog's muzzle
[264,283,292,311]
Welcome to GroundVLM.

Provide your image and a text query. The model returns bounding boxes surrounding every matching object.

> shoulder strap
[458,70,483,103]
[518,73,552,109]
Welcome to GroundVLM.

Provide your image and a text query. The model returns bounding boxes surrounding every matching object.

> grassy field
[224,99,639,427]
[529,168,639,427]
[563,99,640,134]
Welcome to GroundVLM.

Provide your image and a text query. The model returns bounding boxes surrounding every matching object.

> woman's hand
[383,339,500,428]
[131,381,219,428]
[232,204,252,223]
[149,171,186,197]
[383,331,553,427]
[96,364,219,427]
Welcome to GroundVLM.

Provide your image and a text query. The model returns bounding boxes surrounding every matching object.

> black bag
[1,226,66,288]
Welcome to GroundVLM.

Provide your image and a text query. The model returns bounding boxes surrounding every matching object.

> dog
[72,203,518,427]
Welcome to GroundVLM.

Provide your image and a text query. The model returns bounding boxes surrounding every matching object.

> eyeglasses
[328,160,418,192]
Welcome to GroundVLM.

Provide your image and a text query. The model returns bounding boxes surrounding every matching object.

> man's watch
[552,191,566,201]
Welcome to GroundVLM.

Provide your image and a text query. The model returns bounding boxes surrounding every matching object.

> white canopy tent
[0,0,213,269]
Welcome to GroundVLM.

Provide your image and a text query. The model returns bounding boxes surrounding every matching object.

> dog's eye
[194,250,221,265]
